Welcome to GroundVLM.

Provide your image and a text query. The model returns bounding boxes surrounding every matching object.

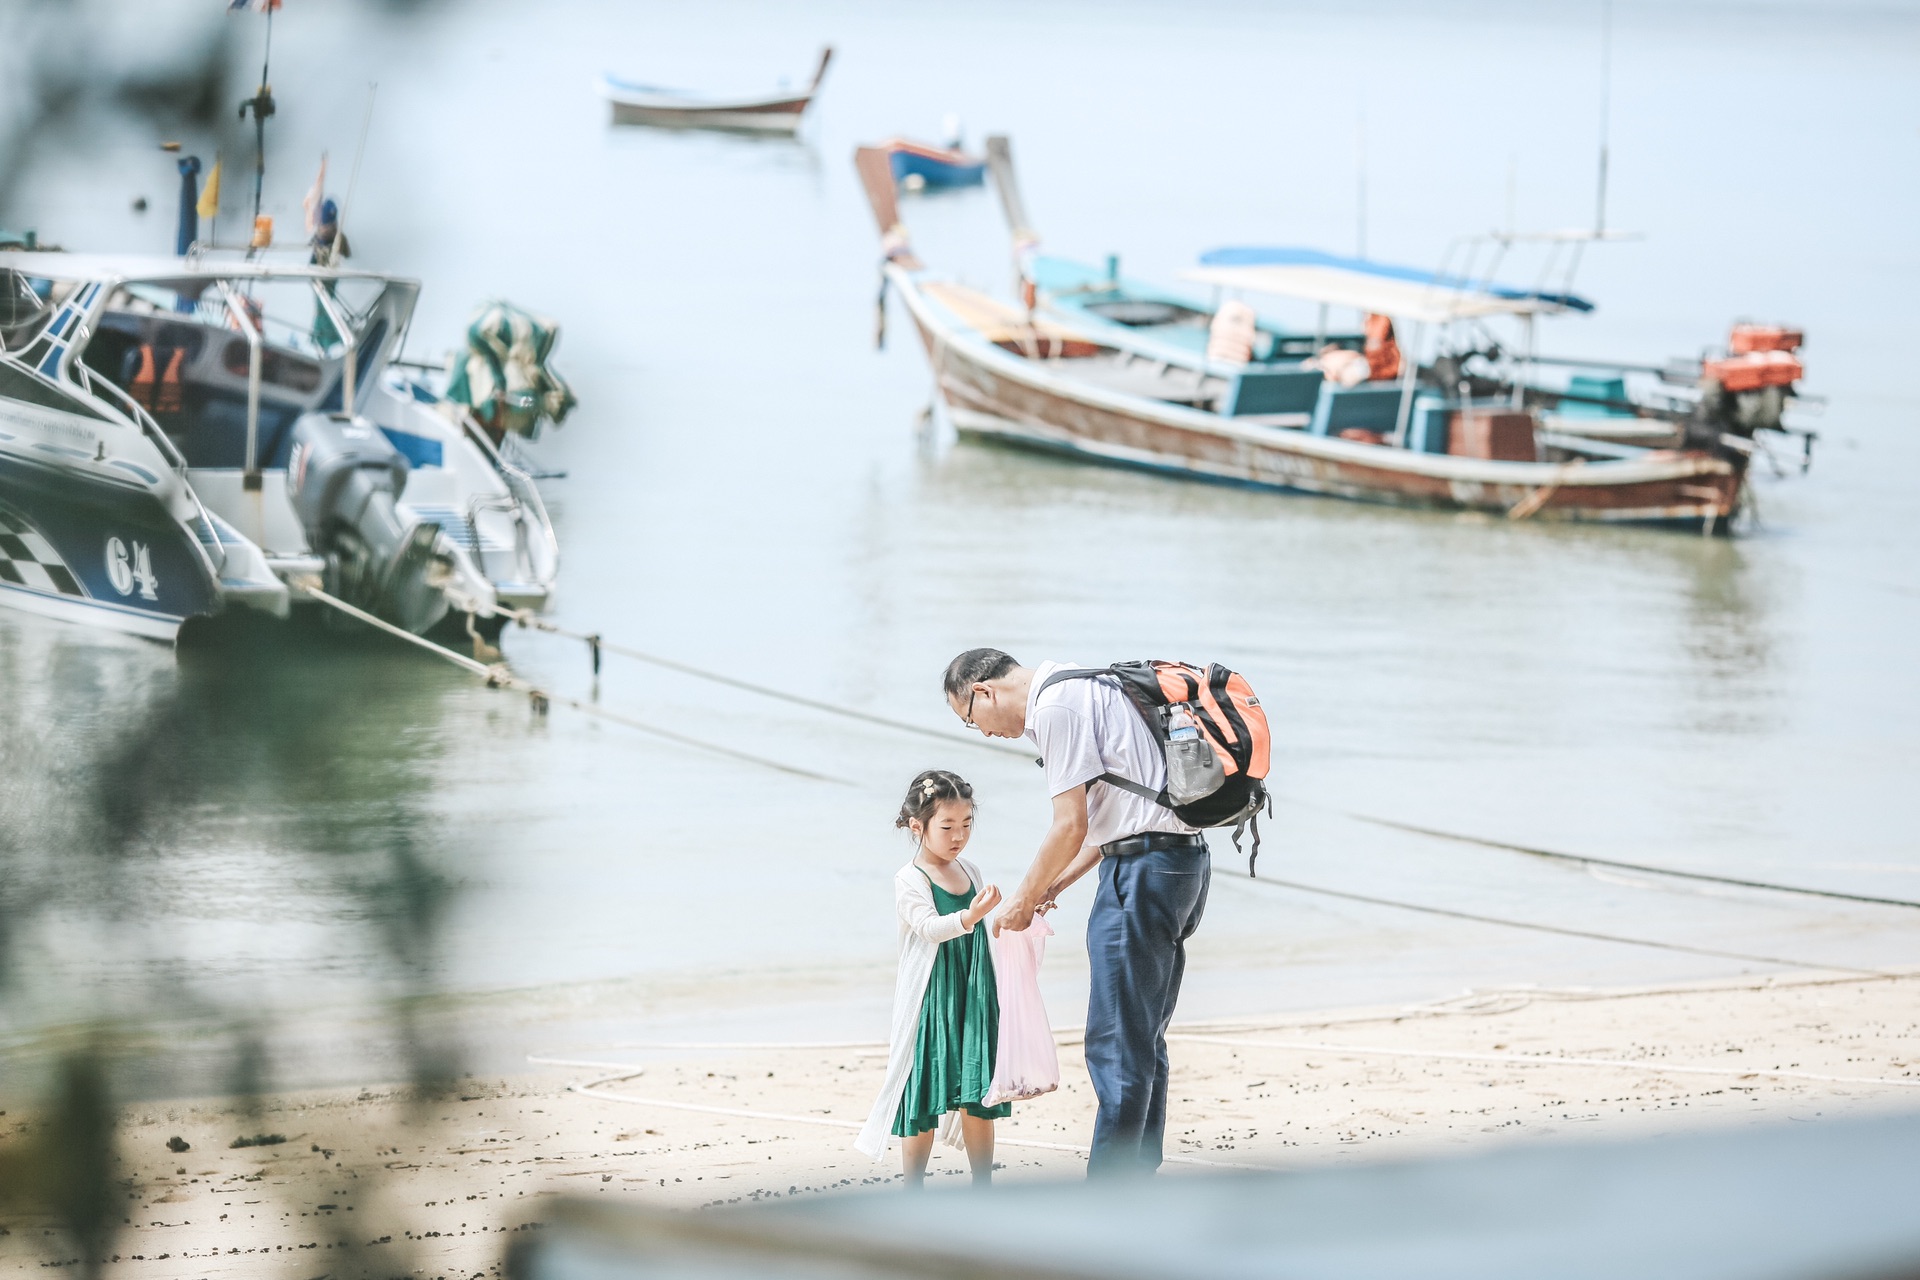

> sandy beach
[7,968,1915,1277]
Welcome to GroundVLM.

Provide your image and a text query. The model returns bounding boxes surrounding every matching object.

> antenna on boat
[1594,0,1612,235]
[1505,153,1518,240]
[235,0,280,231]
[1355,107,1368,259]
[332,82,379,267]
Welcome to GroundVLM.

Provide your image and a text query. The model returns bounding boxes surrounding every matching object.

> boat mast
[1594,0,1612,235]
[238,3,278,227]
[1355,106,1368,260]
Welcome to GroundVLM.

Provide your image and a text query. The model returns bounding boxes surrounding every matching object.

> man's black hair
[942,648,1019,700]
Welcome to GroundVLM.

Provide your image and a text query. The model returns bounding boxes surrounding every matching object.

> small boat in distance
[882,138,985,191]
[601,47,833,135]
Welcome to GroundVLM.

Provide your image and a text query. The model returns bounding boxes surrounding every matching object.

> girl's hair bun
[895,769,974,830]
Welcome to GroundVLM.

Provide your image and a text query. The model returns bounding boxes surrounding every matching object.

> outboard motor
[1687,324,1804,453]
[288,412,451,635]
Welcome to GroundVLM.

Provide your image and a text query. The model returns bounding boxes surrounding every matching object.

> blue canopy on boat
[1186,246,1593,323]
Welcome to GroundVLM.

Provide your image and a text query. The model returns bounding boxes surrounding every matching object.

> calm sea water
[4,0,1917,1088]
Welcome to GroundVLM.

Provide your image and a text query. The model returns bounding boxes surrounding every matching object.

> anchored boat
[857,139,1813,532]
[879,138,985,191]
[0,250,558,642]
[601,47,833,134]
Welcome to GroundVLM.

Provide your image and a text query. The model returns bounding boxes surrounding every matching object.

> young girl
[854,770,1007,1187]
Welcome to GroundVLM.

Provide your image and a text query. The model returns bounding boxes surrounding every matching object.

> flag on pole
[301,153,328,236]
[227,1,283,11]
[196,158,222,220]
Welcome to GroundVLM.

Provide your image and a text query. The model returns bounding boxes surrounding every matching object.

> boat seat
[1308,382,1405,437]
[1558,374,1634,417]
[1222,365,1323,417]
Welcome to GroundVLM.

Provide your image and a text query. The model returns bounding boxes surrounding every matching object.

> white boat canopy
[0,249,407,288]
[1183,247,1594,324]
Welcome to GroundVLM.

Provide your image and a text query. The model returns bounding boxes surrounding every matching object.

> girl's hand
[965,883,1002,928]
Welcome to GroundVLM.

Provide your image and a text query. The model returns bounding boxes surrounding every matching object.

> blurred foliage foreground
[2,1,469,1274]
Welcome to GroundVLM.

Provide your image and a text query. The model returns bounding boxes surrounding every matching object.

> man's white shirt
[1024,660,1197,850]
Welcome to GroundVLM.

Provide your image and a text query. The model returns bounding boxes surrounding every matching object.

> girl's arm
[1040,844,1102,911]
[898,874,975,946]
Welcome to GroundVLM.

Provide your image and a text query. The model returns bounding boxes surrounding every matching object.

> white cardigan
[854,856,985,1159]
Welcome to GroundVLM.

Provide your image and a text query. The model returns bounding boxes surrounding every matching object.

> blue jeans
[1083,838,1211,1177]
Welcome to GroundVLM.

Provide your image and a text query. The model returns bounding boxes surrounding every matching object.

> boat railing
[216,281,265,490]
[454,409,560,590]
[67,348,229,579]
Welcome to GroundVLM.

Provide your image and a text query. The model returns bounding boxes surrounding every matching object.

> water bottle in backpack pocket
[1164,704,1227,805]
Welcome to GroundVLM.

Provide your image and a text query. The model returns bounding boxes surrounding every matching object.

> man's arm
[1041,843,1103,910]
[995,785,1088,935]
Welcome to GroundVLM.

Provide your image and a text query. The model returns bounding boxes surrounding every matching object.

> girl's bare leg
[961,1113,995,1187]
[901,1130,935,1189]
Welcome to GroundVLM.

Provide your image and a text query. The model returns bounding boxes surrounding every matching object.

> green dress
[891,869,1012,1137]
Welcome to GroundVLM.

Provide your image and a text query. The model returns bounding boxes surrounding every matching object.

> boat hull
[605,96,811,134]
[888,146,985,188]
[895,271,1742,529]
[0,448,217,640]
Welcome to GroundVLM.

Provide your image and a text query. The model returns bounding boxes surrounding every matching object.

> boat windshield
[75,274,403,469]
[0,270,68,354]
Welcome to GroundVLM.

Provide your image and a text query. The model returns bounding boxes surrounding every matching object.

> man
[943,648,1209,1177]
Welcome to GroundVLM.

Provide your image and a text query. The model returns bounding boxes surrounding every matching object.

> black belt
[1100,832,1206,859]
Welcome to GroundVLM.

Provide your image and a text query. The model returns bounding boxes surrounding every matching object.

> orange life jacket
[155,348,185,414]
[129,344,157,408]
[1364,313,1401,381]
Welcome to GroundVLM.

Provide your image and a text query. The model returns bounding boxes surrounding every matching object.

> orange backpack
[1037,661,1273,873]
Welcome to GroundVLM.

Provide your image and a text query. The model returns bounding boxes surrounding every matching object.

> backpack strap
[1031,666,1173,810]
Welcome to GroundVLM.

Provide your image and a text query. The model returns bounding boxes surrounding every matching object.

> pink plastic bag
[982,915,1060,1107]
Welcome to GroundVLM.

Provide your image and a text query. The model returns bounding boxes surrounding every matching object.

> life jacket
[1037,661,1273,874]
[128,344,157,408]
[155,347,185,414]
[1364,313,1401,381]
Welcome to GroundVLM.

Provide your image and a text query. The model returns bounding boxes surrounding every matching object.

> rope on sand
[299,587,857,785]
[1165,1033,1920,1090]
[1219,868,1894,977]
[533,1058,1265,1171]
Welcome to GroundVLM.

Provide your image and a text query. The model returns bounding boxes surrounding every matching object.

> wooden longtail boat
[602,48,832,134]
[881,138,985,190]
[852,143,1813,533]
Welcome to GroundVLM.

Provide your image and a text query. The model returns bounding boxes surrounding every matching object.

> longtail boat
[880,138,985,190]
[852,139,1814,533]
[601,48,832,135]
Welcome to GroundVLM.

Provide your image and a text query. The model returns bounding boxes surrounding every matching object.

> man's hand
[998,785,1089,935]
[992,891,1036,935]
[963,883,1002,929]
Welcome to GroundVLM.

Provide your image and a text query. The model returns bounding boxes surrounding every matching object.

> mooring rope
[493,607,1035,759]
[1217,868,1892,977]
[303,590,1911,973]
[1328,807,1920,912]
[488,607,1919,915]
[300,587,856,785]
[1164,1033,1920,1090]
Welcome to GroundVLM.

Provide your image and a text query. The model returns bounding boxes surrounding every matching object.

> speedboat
[0,249,558,641]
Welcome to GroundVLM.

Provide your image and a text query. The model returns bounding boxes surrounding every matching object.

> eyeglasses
[963,686,979,727]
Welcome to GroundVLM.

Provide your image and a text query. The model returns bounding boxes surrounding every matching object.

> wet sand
[11,969,1918,1278]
